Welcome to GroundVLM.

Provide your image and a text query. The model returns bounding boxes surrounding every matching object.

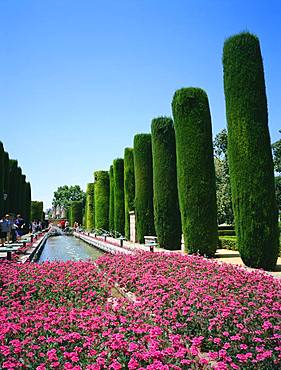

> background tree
[213,129,234,225]
[52,185,85,215]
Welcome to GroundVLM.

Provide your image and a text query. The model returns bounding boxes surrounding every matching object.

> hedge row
[0,142,32,221]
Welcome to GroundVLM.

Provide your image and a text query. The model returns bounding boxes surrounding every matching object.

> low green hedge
[218,229,236,237]
[218,236,238,251]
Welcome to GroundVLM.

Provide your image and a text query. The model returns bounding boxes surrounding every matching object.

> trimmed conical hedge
[31,201,43,221]
[113,158,125,236]
[0,143,4,216]
[151,117,182,250]
[25,182,31,224]
[85,183,95,230]
[223,32,279,269]
[124,148,135,240]
[3,152,9,214]
[109,165,115,232]
[172,88,218,256]
[134,134,155,243]
[70,200,83,226]
[94,171,109,230]
[8,159,18,214]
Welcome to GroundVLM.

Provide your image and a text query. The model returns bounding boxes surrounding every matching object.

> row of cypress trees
[0,141,32,222]
[84,31,278,270]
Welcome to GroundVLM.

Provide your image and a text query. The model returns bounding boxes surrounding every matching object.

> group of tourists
[0,214,26,246]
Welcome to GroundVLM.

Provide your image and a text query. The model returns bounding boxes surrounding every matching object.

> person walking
[0,214,12,246]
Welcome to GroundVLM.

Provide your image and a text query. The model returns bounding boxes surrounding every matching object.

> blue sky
[0,0,280,209]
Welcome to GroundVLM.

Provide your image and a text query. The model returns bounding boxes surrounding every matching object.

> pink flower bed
[97,252,281,369]
[0,253,280,369]
[0,260,203,369]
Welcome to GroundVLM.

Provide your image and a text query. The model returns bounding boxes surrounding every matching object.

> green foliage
[124,148,135,239]
[223,32,279,270]
[3,152,9,214]
[31,201,44,221]
[172,87,218,257]
[214,129,234,225]
[8,159,18,215]
[275,176,281,212]
[0,142,4,216]
[272,136,281,173]
[94,171,109,230]
[113,158,125,235]
[218,229,236,236]
[70,200,83,226]
[134,134,155,243]
[25,182,31,224]
[52,185,85,213]
[109,165,115,232]
[218,236,238,251]
[151,117,182,250]
[214,158,234,225]
[85,183,95,230]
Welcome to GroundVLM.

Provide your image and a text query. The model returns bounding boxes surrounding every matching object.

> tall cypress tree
[70,200,83,226]
[0,142,4,216]
[172,88,218,256]
[223,32,279,270]
[151,117,182,250]
[113,158,125,236]
[134,134,155,243]
[25,182,31,224]
[31,201,43,221]
[109,165,115,232]
[15,167,22,216]
[124,148,135,240]
[85,183,95,230]
[3,152,9,214]
[8,159,18,215]
[94,171,109,230]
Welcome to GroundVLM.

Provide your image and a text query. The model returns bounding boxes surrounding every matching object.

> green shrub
[0,143,4,216]
[218,229,236,236]
[25,182,31,224]
[8,159,18,215]
[113,158,125,236]
[70,200,83,226]
[218,236,238,251]
[85,183,95,230]
[94,171,109,230]
[172,88,218,257]
[134,134,155,243]
[124,148,135,240]
[151,117,182,250]
[31,201,44,222]
[3,151,9,214]
[109,165,115,232]
[223,32,279,270]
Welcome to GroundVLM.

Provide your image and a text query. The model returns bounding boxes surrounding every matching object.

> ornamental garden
[1,32,281,369]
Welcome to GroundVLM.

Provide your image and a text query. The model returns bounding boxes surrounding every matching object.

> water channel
[38,235,104,262]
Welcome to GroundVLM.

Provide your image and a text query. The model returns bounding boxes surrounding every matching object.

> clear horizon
[1,0,280,209]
